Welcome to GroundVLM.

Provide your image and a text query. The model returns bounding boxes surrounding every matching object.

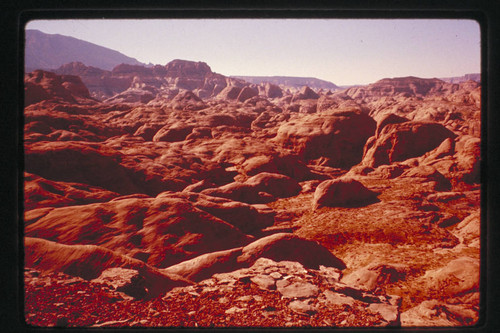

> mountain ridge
[232,75,340,91]
[25,29,144,72]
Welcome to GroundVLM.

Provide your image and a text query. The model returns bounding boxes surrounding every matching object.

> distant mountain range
[25,29,144,72]
[439,73,481,84]
[232,76,340,91]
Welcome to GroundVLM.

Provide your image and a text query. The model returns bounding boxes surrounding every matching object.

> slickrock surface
[23,60,481,328]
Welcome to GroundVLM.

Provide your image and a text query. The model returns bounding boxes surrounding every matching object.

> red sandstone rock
[312,178,379,209]
[25,196,252,268]
[157,191,275,235]
[237,86,259,102]
[24,172,119,210]
[362,121,457,167]
[217,86,242,100]
[25,70,95,106]
[237,233,346,270]
[341,263,410,291]
[291,86,320,101]
[25,237,190,297]
[244,172,302,198]
[263,82,283,99]
[400,165,452,191]
[273,110,376,168]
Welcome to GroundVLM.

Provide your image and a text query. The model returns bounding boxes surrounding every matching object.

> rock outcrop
[312,178,379,209]
[362,122,457,167]
[273,110,376,168]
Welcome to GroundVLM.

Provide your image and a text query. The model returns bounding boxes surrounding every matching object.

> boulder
[451,211,480,248]
[273,110,376,168]
[312,178,379,209]
[362,121,457,167]
[237,233,346,270]
[401,298,479,326]
[91,267,149,299]
[421,257,479,296]
[163,233,346,282]
[162,248,243,282]
[454,135,480,184]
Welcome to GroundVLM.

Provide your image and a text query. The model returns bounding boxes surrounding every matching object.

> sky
[25,19,480,86]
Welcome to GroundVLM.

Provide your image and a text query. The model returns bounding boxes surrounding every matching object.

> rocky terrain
[23,59,481,328]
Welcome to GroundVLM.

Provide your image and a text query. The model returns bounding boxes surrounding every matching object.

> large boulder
[401,298,479,327]
[312,178,379,209]
[273,110,376,168]
[451,211,480,248]
[454,135,481,184]
[420,257,480,296]
[362,121,457,167]
[237,233,346,270]
[162,247,243,282]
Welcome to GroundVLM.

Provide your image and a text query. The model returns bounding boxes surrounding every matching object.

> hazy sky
[26,19,480,85]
